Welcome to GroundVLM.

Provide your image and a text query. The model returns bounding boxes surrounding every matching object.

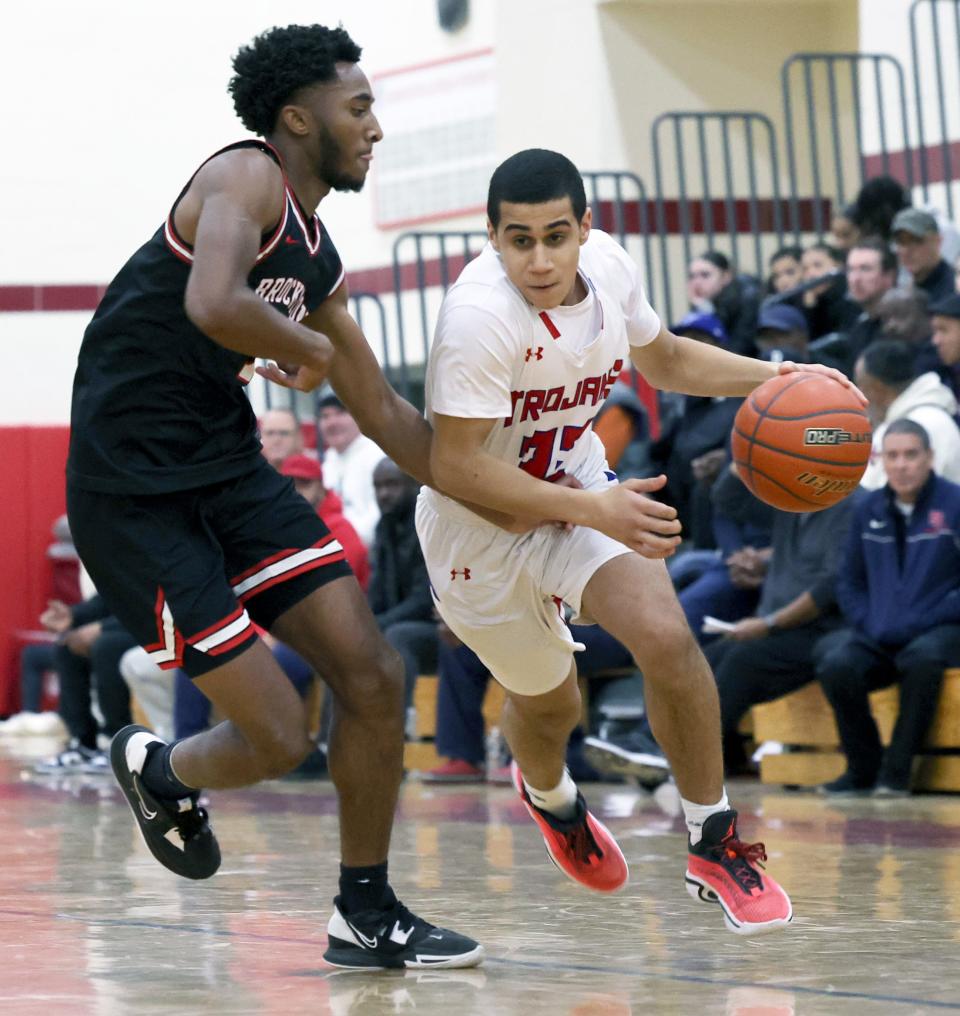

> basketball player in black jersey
[66,25,482,970]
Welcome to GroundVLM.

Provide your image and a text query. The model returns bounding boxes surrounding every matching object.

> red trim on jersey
[186,606,246,646]
[539,312,561,339]
[206,626,258,657]
[285,189,322,256]
[143,587,171,653]
[143,588,185,669]
[229,534,340,585]
[235,550,347,603]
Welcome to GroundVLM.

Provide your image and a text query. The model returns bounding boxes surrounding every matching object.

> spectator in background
[753,303,812,363]
[856,340,960,488]
[850,175,910,242]
[892,208,957,304]
[685,250,761,356]
[955,252,960,292]
[842,238,899,373]
[931,294,960,399]
[368,458,436,725]
[876,286,945,378]
[707,486,855,773]
[766,246,804,296]
[799,242,859,339]
[584,476,854,779]
[830,204,860,252]
[280,454,369,590]
[259,407,303,469]
[33,594,137,773]
[816,420,960,796]
[318,391,383,547]
[650,312,741,543]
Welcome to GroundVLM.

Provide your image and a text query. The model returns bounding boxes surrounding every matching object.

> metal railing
[781,52,914,240]
[909,0,960,217]
[651,110,783,323]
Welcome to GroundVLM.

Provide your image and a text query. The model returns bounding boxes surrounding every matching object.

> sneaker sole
[684,873,793,936]
[582,740,670,786]
[323,944,485,970]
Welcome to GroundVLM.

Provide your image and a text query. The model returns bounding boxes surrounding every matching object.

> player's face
[488,198,591,309]
[932,315,960,367]
[304,63,383,192]
[882,433,933,500]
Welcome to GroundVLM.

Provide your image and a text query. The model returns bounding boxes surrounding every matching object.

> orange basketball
[731,372,872,512]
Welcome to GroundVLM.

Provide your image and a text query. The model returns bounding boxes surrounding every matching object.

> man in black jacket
[368,459,437,720]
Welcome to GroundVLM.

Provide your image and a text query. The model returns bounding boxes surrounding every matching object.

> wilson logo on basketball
[796,472,859,496]
[803,427,870,445]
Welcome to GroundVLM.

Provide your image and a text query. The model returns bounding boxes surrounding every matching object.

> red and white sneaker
[511,761,628,893]
[685,809,793,935]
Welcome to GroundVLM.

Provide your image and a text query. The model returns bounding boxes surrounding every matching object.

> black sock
[338,862,394,915]
[141,741,197,800]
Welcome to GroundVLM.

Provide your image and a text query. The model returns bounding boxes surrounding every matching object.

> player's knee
[253,728,313,779]
[633,614,698,672]
[334,643,404,720]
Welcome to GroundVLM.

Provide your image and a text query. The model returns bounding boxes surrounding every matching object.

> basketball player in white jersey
[418,149,863,935]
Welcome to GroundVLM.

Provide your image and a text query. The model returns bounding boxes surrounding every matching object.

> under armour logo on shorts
[525,347,543,362]
[450,568,472,580]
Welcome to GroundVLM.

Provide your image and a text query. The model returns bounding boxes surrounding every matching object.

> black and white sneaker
[33,740,104,775]
[110,725,220,880]
[583,727,670,786]
[324,897,484,970]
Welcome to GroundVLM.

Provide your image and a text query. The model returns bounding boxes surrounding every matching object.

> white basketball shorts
[415,473,632,696]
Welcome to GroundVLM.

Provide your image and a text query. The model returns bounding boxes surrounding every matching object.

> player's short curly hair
[229,24,362,137]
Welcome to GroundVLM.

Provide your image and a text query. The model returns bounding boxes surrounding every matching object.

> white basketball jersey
[422,229,661,525]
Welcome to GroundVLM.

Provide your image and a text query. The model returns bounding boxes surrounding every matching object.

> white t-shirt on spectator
[322,434,384,547]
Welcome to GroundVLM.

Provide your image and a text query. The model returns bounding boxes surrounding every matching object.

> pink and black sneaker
[511,761,628,893]
[685,809,793,935]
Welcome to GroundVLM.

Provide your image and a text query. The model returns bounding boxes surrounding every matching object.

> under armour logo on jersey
[525,347,544,362]
[450,568,471,580]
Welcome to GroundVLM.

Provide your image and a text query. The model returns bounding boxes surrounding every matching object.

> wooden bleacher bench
[403,668,636,771]
[751,668,960,791]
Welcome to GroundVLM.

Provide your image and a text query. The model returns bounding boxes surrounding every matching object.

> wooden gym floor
[2,737,960,1015]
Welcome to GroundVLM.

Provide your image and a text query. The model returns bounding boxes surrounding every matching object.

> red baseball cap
[280,454,323,481]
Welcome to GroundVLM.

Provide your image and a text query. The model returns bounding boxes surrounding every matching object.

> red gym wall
[1,426,70,711]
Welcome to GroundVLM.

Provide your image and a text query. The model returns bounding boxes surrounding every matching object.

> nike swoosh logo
[132,775,158,820]
[391,922,415,945]
[346,920,379,950]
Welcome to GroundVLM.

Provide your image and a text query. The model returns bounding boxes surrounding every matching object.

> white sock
[523,768,578,820]
[682,790,730,845]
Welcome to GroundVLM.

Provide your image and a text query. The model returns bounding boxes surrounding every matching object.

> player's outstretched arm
[432,414,682,558]
[181,150,334,374]
[630,326,866,403]
[264,282,436,486]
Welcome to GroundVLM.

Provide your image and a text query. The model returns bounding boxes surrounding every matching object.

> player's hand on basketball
[776,361,868,406]
[596,475,683,558]
[726,617,771,641]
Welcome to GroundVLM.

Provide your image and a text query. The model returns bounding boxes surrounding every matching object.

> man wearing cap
[892,208,957,304]
[280,454,370,590]
[930,294,960,401]
[317,391,385,548]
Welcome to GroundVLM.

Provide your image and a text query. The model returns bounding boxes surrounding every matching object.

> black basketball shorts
[66,459,354,678]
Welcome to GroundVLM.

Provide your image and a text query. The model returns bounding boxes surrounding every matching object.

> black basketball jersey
[67,140,344,495]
